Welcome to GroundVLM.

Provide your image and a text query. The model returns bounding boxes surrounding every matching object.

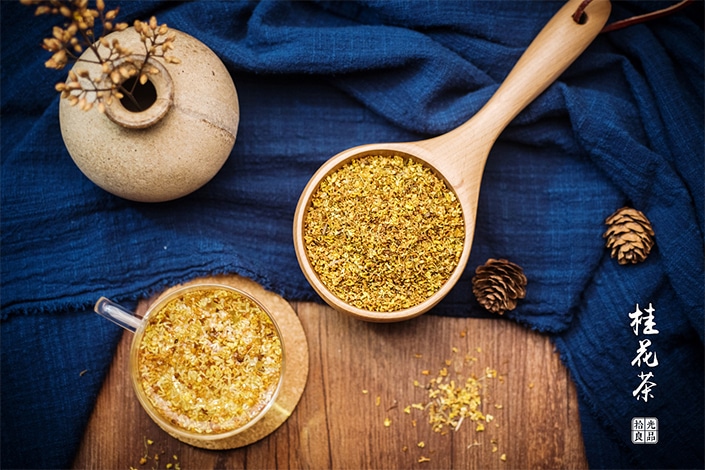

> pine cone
[603,207,655,265]
[472,259,527,315]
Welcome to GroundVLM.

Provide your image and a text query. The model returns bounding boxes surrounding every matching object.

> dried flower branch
[22,0,180,112]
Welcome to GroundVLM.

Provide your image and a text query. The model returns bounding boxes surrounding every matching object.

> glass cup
[95,283,286,449]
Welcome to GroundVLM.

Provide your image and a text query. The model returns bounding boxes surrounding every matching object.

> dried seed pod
[472,259,527,315]
[603,207,655,265]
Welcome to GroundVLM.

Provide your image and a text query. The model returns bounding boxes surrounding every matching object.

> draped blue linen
[1,1,702,468]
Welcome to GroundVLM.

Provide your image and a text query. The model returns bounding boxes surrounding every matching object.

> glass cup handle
[94,297,142,332]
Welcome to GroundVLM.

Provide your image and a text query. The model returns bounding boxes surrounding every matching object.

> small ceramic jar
[59,27,239,202]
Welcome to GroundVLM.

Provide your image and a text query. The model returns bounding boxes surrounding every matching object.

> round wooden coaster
[148,275,309,449]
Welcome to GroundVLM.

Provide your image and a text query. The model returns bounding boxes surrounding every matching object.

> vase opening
[119,76,158,113]
[105,55,174,130]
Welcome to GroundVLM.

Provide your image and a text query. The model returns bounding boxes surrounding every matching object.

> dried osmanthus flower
[302,155,464,312]
[472,258,527,315]
[22,0,181,113]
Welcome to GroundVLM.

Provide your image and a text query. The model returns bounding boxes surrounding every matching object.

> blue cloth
[1,1,702,468]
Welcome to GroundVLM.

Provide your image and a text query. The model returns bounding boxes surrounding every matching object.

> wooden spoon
[293,0,611,322]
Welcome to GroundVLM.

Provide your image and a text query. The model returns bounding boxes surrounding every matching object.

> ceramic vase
[59,27,239,203]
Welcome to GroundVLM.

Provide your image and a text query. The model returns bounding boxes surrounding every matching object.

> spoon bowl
[293,0,611,322]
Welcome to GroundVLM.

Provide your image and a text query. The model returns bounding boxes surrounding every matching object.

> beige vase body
[60,27,239,203]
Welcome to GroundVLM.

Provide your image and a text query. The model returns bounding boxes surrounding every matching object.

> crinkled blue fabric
[1,1,702,468]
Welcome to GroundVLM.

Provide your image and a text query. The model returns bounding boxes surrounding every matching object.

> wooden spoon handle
[441,0,611,151]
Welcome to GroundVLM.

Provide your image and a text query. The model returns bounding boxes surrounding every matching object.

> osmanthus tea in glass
[94,284,285,449]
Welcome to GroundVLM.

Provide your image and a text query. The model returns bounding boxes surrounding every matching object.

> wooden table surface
[73,280,587,469]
